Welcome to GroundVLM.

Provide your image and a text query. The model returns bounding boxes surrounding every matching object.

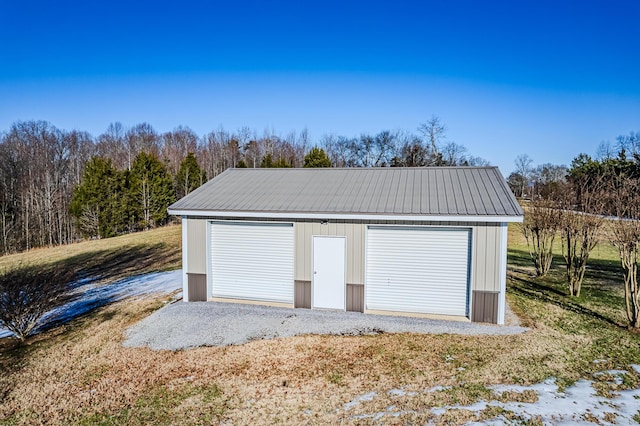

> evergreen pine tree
[261,153,274,168]
[130,152,175,229]
[175,152,206,199]
[70,157,122,238]
[303,147,332,168]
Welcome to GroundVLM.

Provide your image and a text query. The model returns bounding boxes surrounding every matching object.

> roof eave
[167,208,524,223]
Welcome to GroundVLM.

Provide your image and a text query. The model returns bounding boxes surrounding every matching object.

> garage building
[167,167,523,324]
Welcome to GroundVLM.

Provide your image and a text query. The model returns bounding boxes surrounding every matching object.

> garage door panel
[366,227,470,316]
[211,222,294,303]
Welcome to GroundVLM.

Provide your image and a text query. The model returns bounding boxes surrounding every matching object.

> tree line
[0,116,485,254]
[515,130,640,328]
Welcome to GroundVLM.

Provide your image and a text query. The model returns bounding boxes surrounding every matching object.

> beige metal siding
[294,221,365,285]
[200,217,501,313]
[293,219,501,294]
[471,223,501,292]
[186,218,207,274]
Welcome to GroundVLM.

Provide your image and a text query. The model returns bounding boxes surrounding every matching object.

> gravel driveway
[123,301,527,350]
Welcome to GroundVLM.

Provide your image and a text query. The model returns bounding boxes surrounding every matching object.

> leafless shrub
[558,179,605,297]
[608,177,640,328]
[560,212,603,297]
[0,263,74,340]
[521,199,562,277]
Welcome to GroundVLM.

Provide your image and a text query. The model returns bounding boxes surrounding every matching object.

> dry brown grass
[0,225,181,280]
[0,293,608,425]
[1,223,640,424]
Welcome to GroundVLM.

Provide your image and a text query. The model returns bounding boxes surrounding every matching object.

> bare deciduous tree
[161,126,199,176]
[418,115,447,155]
[560,212,603,297]
[0,264,74,340]
[559,178,605,297]
[521,199,562,277]
[514,154,534,198]
[608,177,640,328]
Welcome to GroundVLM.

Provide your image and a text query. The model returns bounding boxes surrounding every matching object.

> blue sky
[1,0,639,174]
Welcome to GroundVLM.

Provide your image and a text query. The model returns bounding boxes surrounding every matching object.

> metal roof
[168,167,523,221]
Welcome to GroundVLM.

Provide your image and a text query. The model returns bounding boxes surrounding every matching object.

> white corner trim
[497,222,508,325]
[167,209,524,223]
[181,216,189,302]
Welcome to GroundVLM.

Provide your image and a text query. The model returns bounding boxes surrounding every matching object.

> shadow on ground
[1,243,180,342]
[509,273,623,329]
[60,242,178,283]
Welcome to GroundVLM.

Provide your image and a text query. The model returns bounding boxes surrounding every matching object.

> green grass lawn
[0,222,639,425]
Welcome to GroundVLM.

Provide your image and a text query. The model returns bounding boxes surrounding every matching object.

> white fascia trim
[168,209,524,223]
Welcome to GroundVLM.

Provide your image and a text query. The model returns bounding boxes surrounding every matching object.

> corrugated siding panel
[346,284,365,312]
[474,225,488,291]
[294,222,365,285]
[471,224,501,292]
[472,291,499,323]
[186,219,207,274]
[187,273,207,302]
[294,222,322,281]
[294,280,311,308]
[366,227,470,316]
[351,224,365,284]
[293,219,502,296]
[211,222,294,303]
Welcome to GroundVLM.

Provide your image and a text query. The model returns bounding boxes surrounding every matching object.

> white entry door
[313,236,346,310]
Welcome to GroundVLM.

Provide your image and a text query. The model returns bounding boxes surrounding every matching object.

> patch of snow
[388,388,417,397]
[490,378,558,396]
[630,364,640,374]
[444,374,640,424]
[442,400,488,413]
[593,369,629,385]
[343,373,640,424]
[430,407,446,416]
[0,270,182,339]
[351,406,414,421]
[344,391,377,410]
[592,359,608,364]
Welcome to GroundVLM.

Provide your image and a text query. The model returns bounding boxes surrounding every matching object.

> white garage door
[210,222,294,304]
[366,226,470,317]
